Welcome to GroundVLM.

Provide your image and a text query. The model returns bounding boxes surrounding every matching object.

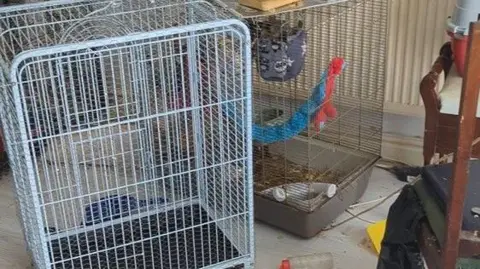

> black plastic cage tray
[47,204,241,269]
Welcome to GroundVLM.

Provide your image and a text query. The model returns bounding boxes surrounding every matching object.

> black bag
[377,185,425,269]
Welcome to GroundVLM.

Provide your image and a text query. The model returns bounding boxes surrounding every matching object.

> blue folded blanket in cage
[223,63,345,144]
[83,195,167,226]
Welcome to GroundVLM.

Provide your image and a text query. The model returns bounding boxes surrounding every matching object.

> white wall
[381,0,458,165]
[384,0,455,114]
[381,113,424,165]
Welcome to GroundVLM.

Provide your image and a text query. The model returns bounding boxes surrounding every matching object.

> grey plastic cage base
[254,142,379,238]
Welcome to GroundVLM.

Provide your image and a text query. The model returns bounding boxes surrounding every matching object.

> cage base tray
[254,157,377,238]
[47,204,241,269]
[239,0,303,11]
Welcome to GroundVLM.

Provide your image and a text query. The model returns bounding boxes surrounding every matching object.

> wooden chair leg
[423,124,438,165]
[420,42,453,165]
[423,107,440,165]
[421,80,441,165]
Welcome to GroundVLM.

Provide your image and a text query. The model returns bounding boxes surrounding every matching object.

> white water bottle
[279,252,334,269]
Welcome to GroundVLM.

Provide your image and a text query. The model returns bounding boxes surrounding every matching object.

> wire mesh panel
[0,1,253,268]
[228,0,387,213]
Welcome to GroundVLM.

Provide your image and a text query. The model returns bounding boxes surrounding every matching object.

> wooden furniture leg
[443,21,480,269]
[420,43,453,165]
[419,221,480,269]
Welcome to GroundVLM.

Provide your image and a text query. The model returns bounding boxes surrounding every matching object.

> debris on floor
[279,252,334,269]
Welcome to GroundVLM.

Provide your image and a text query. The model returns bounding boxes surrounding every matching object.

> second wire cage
[239,0,388,238]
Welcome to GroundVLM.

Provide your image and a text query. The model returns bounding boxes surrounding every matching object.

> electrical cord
[326,137,480,230]
[345,209,375,224]
[349,194,400,209]
[323,176,421,231]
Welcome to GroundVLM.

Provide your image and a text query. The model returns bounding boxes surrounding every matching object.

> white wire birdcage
[0,0,254,268]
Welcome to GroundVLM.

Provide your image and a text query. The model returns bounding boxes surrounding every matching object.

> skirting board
[381,133,424,166]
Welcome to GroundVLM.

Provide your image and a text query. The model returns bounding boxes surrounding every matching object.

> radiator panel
[384,0,454,114]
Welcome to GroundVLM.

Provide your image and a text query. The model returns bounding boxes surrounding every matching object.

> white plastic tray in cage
[261,182,337,205]
[36,125,148,231]
[253,19,307,82]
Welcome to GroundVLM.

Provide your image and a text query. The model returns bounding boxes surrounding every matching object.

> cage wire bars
[237,0,387,213]
[0,0,254,269]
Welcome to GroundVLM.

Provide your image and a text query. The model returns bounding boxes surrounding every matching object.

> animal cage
[0,0,254,268]
[224,0,388,237]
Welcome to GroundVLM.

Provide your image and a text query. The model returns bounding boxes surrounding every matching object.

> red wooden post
[443,21,480,269]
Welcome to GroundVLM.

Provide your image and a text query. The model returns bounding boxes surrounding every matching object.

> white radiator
[384,0,455,116]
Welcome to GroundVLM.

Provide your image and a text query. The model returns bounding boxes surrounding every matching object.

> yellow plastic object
[366,219,387,255]
[239,0,302,11]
